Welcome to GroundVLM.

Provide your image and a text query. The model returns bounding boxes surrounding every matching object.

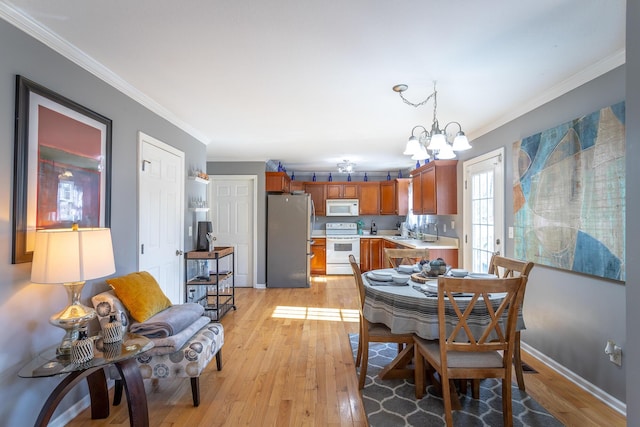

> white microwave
[326,199,359,216]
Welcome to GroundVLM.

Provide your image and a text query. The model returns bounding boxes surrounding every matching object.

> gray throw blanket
[129,303,205,338]
[142,315,211,357]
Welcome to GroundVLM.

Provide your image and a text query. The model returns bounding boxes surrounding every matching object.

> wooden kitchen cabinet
[410,160,458,215]
[265,171,291,193]
[428,248,459,268]
[310,238,326,275]
[326,183,358,199]
[290,181,305,192]
[304,183,326,216]
[358,182,380,215]
[380,178,410,215]
[360,238,383,272]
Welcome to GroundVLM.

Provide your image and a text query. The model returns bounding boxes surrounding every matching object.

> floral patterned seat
[92,291,224,407]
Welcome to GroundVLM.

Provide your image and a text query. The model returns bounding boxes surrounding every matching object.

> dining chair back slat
[414,275,527,427]
[383,248,429,268]
[488,254,534,391]
[348,254,413,389]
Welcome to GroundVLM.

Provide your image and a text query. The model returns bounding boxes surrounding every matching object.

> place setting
[365,269,412,286]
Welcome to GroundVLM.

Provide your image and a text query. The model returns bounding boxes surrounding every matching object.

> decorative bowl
[369,271,392,281]
[391,274,410,285]
[397,265,414,274]
[449,268,469,277]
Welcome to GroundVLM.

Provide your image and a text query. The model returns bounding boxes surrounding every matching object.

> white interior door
[209,176,256,287]
[463,148,505,273]
[138,132,185,303]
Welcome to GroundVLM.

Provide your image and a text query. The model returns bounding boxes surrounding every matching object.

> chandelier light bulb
[411,144,430,161]
[437,143,456,159]
[427,132,447,151]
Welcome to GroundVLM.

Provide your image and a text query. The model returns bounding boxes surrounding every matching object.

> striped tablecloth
[362,270,525,340]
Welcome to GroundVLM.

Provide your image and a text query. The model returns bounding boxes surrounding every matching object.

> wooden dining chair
[348,254,414,389]
[413,275,526,427]
[383,248,429,268]
[488,254,534,391]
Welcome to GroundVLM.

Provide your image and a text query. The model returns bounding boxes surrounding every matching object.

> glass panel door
[463,148,504,273]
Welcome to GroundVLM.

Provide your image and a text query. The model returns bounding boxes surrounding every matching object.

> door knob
[176,250,184,256]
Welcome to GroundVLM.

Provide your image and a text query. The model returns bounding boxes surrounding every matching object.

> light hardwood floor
[67,276,625,427]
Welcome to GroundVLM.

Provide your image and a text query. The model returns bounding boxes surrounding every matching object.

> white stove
[325,223,360,275]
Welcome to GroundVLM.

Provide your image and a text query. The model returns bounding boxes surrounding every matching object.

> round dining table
[362,268,526,341]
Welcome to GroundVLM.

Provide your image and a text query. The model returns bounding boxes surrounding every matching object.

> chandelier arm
[443,121,463,134]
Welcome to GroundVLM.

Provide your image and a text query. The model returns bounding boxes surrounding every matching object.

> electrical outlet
[188,226,193,237]
[451,220,455,230]
[443,224,447,232]
[605,340,623,366]
[508,227,514,239]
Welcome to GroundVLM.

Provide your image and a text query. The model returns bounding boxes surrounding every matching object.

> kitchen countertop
[312,230,459,249]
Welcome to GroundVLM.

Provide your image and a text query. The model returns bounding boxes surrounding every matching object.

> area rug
[349,334,563,427]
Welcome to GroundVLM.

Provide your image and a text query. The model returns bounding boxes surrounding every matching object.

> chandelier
[393,81,471,161]
[337,159,356,173]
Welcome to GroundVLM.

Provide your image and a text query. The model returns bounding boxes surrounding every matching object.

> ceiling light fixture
[337,159,356,173]
[393,82,471,161]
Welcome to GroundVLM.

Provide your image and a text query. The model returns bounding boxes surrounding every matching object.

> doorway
[137,132,185,303]
[463,148,505,273]
[208,175,257,287]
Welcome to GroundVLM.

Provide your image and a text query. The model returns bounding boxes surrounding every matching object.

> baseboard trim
[254,283,266,289]
[522,342,626,416]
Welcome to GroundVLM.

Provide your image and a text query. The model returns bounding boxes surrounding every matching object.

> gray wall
[454,66,627,402]
[625,0,639,424]
[0,19,206,425]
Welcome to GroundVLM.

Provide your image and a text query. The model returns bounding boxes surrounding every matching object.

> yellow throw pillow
[106,271,172,323]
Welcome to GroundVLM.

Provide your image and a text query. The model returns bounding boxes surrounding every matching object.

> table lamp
[31,227,115,356]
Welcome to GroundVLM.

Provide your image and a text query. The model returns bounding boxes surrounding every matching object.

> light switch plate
[188,226,193,237]
[508,227,514,239]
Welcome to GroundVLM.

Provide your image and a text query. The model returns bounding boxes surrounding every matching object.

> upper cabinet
[265,171,291,193]
[358,182,380,215]
[304,182,327,216]
[326,183,358,199]
[380,178,410,215]
[410,160,458,215]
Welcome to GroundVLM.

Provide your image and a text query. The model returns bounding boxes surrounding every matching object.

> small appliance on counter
[196,221,213,251]
[370,222,378,235]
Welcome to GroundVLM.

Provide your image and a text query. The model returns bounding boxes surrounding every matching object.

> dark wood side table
[19,333,153,427]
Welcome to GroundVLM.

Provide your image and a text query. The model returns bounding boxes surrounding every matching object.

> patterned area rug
[349,334,563,427]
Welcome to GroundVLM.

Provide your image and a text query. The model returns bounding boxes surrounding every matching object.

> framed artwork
[12,75,112,264]
[513,101,625,282]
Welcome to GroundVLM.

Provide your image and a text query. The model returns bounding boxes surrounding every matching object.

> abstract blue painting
[513,102,625,281]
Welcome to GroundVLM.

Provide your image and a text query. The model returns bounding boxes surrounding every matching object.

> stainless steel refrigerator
[267,193,312,288]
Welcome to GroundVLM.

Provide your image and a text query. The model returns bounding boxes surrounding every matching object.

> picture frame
[12,75,112,264]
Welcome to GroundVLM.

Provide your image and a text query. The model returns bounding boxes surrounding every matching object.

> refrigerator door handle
[309,239,315,245]
[308,253,315,258]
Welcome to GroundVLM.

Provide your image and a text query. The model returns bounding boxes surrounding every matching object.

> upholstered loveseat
[92,271,224,407]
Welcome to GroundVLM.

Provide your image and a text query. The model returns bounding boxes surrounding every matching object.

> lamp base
[50,281,96,356]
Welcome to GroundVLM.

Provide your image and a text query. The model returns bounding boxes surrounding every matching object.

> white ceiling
[0,0,626,174]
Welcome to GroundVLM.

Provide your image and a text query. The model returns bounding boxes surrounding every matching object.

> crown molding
[0,3,209,145]
[470,49,626,140]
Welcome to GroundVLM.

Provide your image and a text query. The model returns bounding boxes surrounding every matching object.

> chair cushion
[415,337,504,369]
[106,271,172,322]
[136,322,224,379]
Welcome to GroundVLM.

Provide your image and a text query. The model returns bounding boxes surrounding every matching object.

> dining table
[361,268,525,383]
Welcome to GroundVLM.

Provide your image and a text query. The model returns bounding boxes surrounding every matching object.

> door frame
[462,147,505,271]
[208,175,258,288]
[137,131,185,296]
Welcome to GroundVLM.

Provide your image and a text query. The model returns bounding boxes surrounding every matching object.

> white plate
[397,265,414,274]
[467,273,498,279]
[420,283,438,293]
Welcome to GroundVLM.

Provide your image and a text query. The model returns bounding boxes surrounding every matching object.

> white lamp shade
[427,132,447,151]
[31,228,115,284]
[403,136,421,155]
[437,144,456,159]
[411,144,430,161]
[452,133,471,151]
